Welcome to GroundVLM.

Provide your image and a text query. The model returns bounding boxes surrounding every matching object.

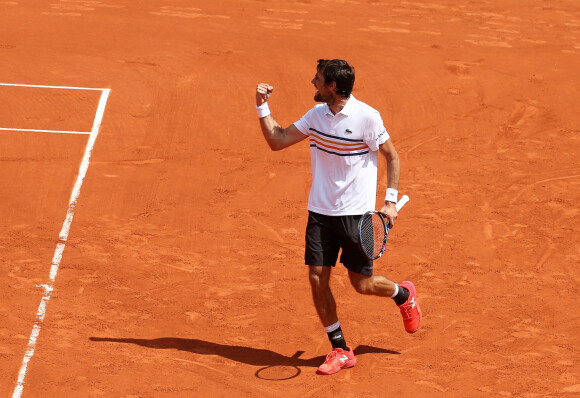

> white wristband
[385,188,398,203]
[256,103,271,118]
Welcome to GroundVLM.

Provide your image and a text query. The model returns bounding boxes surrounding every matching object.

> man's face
[312,69,333,103]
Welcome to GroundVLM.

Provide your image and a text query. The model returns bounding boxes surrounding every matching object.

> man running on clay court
[255,59,422,375]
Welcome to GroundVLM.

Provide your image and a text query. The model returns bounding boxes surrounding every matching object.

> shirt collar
[339,95,356,116]
[323,95,356,118]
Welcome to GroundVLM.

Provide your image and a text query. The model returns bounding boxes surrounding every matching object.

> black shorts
[304,211,373,276]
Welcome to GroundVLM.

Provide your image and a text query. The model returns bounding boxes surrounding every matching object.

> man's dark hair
[317,59,355,98]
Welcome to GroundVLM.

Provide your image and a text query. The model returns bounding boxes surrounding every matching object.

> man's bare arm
[256,83,307,151]
[378,138,401,226]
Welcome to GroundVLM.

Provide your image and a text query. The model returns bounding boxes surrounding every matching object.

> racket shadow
[89,337,400,368]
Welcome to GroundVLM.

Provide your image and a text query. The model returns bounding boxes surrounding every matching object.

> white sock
[390,283,399,299]
[324,321,340,333]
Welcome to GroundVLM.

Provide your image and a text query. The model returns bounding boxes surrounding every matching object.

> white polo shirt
[293,95,390,216]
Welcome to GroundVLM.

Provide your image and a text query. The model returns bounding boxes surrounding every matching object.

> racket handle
[396,194,410,211]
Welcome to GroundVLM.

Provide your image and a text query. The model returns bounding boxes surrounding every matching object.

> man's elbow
[269,141,285,151]
[382,142,400,162]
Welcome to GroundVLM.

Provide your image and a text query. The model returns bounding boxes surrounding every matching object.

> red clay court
[1,1,579,397]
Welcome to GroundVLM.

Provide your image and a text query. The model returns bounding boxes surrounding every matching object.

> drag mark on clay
[361,20,442,35]
[505,100,538,131]
[442,320,458,333]
[265,8,308,14]
[534,237,555,272]
[402,136,438,161]
[257,16,303,30]
[361,26,411,34]
[479,26,520,34]
[257,15,337,30]
[150,6,229,19]
[170,357,231,376]
[43,0,125,16]
[564,20,580,28]
[167,357,280,396]
[308,20,337,25]
[321,0,360,4]
[49,0,96,11]
[444,60,481,77]
[465,37,512,48]
[240,213,284,243]
[163,263,193,273]
[483,223,493,240]
[509,173,580,204]
[415,380,447,393]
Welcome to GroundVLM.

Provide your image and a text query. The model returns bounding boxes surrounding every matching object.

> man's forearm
[386,156,400,191]
[259,114,285,151]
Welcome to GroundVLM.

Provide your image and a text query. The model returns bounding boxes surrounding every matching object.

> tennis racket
[358,194,410,260]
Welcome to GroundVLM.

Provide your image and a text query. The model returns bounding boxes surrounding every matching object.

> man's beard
[314,91,324,102]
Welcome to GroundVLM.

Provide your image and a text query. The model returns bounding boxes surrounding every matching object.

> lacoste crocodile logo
[345,129,353,134]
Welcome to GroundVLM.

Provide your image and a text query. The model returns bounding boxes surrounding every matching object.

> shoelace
[325,349,341,363]
[400,301,416,319]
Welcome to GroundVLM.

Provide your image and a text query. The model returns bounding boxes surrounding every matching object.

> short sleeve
[293,107,316,136]
[364,110,390,151]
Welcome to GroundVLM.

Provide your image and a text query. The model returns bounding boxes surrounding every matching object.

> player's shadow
[89,337,400,368]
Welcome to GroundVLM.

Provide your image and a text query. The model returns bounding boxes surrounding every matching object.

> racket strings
[360,213,387,258]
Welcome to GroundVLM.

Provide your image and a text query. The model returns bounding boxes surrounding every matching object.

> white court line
[0,82,107,91]
[0,82,105,135]
[11,88,111,398]
[0,128,91,135]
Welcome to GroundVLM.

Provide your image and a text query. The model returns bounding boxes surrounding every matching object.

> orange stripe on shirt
[309,137,368,152]
[307,132,365,148]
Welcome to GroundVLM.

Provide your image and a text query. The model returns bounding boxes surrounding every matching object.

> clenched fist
[256,83,274,106]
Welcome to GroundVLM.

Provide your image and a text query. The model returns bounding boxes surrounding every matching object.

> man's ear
[328,81,337,93]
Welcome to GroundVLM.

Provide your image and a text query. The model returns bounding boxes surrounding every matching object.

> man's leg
[347,270,398,297]
[309,265,356,375]
[347,270,422,333]
[308,266,337,326]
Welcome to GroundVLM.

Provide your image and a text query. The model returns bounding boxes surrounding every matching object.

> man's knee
[349,273,371,294]
[309,266,330,293]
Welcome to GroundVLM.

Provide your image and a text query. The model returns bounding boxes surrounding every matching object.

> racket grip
[396,194,410,211]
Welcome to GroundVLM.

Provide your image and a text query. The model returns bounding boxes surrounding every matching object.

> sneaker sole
[316,358,357,375]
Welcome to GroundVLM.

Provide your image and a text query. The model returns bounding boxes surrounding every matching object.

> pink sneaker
[316,346,356,375]
[398,281,422,333]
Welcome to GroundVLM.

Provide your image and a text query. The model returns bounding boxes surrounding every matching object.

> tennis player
[255,59,422,375]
